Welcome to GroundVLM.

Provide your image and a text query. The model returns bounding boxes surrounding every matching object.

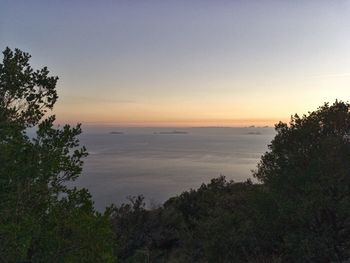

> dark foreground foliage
[2,47,350,263]
[0,48,114,262]
[111,101,350,263]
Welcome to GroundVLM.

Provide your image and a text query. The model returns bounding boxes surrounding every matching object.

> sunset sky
[1,1,350,126]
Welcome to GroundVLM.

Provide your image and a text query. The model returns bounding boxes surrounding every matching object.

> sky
[1,0,350,127]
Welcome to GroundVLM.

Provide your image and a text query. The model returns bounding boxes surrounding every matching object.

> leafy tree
[0,47,114,262]
[254,101,350,262]
[111,177,266,263]
[111,101,350,263]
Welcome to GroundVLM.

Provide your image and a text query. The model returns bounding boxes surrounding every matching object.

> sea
[74,127,275,211]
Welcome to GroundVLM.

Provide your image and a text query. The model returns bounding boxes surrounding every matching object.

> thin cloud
[306,73,350,79]
[62,96,135,104]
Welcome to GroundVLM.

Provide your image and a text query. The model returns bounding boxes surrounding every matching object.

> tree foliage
[112,101,350,263]
[254,101,350,262]
[111,177,268,263]
[0,48,114,262]
[2,47,350,263]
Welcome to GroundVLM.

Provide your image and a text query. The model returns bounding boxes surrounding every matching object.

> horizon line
[54,119,285,128]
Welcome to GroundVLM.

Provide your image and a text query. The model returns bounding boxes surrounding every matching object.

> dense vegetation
[1,48,350,262]
[111,101,350,262]
[0,48,114,262]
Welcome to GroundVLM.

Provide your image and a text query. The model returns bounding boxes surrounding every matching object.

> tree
[111,177,269,263]
[109,100,350,262]
[254,101,350,261]
[0,48,114,262]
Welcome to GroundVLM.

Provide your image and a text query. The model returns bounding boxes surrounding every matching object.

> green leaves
[254,101,350,261]
[111,101,350,263]
[0,47,58,127]
[0,48,114,262]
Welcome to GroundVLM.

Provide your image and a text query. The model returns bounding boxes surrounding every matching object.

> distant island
[109,131,125,135]
[154,130,188,135]
[246,125,270,128]
[246,131,262,135]
[195,126,233,128]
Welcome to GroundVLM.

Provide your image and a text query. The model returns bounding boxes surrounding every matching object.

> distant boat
[154,130,188,135]
[109,131,124,135]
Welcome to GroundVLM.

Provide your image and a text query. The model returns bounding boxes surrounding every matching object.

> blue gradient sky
[1,0,350,126]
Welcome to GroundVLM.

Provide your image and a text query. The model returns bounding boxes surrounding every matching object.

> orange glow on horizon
[54,116,287,127]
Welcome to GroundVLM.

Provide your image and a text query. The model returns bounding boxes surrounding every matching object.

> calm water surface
[75,127,275,210]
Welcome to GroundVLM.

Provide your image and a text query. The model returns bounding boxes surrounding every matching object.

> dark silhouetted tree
[254,101,350,262]
[111,101,350,263]
[0,48,114,262]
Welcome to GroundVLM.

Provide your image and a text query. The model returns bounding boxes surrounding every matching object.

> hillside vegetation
[1,48,350,262]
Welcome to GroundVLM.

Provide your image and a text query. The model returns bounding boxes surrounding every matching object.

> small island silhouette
[153,130,188,135]
[109,131,125,135]
[246,131,262,135]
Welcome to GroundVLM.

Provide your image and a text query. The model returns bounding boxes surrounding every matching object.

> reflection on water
[74,127,275,210]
